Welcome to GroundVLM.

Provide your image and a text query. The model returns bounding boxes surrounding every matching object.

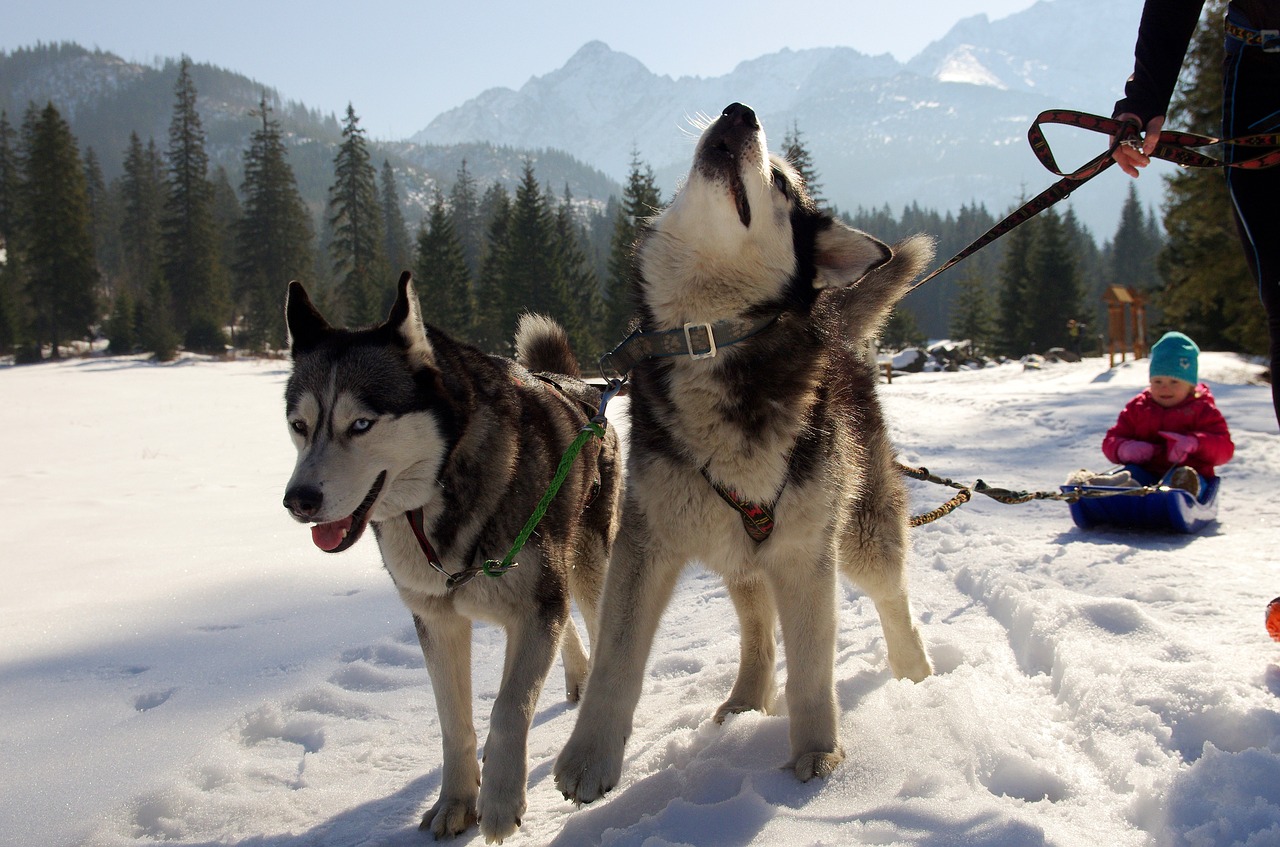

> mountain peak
[567,40,618,63]
[554,40,652,81]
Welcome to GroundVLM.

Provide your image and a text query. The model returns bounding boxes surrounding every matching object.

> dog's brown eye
[771,169,789,196]
[290,420,308,436]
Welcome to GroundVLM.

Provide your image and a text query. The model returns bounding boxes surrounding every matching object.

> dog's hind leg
[769,542,845,781]
[714,577,777,722]
[560,616,590,703]
[840,466,932,683]
[554,512,684,805]
[412,610,481,840]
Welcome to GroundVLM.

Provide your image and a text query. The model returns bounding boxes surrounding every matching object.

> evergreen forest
[0,2,1264,368]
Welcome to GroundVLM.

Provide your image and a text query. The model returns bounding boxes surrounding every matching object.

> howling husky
[555,103,934,804]
[283,273,621,843]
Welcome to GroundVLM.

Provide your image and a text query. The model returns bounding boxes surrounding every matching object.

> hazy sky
[2,0,1040,140]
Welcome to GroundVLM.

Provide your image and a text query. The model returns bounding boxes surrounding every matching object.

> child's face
[1149,376,1193,408]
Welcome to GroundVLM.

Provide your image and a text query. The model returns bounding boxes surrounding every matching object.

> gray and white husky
[282,272,621,843]
[554,103,934,803]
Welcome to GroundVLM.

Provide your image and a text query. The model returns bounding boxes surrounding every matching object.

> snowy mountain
[0,45,618,225]
[413,0,1157,237]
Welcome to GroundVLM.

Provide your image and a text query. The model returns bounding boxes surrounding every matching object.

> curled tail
[845,234,936,342]
[515,313,581,378]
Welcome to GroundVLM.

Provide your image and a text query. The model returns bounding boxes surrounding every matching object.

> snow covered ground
[2,351,1279,847]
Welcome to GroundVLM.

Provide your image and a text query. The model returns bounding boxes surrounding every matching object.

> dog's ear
[812,221,892,290]
[386,271,436,364]
[285,281,332,354]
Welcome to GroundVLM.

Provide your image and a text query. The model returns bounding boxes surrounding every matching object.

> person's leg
[1223,22,1280,427]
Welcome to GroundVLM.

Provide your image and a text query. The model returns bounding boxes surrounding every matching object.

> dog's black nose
[721,103,758,130]
[284,485,323,520]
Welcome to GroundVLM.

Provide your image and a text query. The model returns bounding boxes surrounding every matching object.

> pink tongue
[311,517,353,551]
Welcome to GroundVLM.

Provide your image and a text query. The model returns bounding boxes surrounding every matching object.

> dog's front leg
[770,547,844,781]
[412,610,481,839]
[554,514,683,805]
[475,603,564,844]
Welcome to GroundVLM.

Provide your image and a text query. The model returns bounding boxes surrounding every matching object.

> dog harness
[700,466,782,544]
[596,314,787,544]
[405,507,494,590]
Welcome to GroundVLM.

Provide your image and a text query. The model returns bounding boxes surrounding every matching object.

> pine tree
[1025,207,1082,352]
[327,104,385,325]
[162,58,230,352]
[781,120,824,207]
[553,185,604,362]
[473,182,511,353]
[1156,0,1264,352]
[505,161,559,330]
[414,189,472,339]
[449,159,483,277]
[118,133,172,356]
[995,200,1036,357]
[16,102,99,359]
[379,159,412,280]
[235,96,315,350]
[1109,183,1163,292]
[0,110,25,353]
[605,150,661,341]
[950,265,996,354]
[82,147,121,296]
[881,306,925,350]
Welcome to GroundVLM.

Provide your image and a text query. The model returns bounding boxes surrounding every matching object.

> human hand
[1111,113,1164,178]
[1116,439,1156,463]
[1159,431,1198,464]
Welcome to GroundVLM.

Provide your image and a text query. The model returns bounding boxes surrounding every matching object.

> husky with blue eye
[282,272,622,843]
[554,103,934,804]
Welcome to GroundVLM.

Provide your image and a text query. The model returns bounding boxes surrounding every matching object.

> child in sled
[1083,331,1234,497]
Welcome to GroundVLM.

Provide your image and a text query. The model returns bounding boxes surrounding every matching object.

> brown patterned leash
[907,109,1280,293]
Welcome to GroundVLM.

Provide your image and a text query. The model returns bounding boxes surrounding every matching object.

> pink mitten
[1160,431,1198,464]
[1116,439,1156,463]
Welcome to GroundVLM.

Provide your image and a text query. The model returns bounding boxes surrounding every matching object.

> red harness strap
[700,466,778,543]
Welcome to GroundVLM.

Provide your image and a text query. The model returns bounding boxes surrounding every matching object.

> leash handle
[908,109,1280,292]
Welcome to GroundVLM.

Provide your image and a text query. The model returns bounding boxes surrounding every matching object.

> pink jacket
[1102,383,1234,478]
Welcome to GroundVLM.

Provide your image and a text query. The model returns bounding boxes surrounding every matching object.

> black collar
[599,313,779,380]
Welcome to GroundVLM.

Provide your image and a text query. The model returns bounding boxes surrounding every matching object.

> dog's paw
[553,737,624,805]
[477,790,525,845]
[791,747,845,782]
[419,796,477,840]
[888,647,933,683]
[713,698,767,724]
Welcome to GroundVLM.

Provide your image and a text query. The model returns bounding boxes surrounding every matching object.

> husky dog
[282,272,621,843]
[554,103,934,803]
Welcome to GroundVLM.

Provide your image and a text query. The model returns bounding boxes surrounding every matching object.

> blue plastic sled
[1061,476,1221,534]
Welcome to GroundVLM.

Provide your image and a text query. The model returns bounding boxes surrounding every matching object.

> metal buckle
[1262,29,1280,52]
[683,322,717,359]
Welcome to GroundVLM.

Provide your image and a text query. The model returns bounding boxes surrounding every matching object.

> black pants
[1223,9,1280,427]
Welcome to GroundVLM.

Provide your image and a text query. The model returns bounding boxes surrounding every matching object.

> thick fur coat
[554,103,934,803]
[283,274,621,842]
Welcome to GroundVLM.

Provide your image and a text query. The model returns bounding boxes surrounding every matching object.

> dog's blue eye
[350,419,374,435]
[771,170,789,196]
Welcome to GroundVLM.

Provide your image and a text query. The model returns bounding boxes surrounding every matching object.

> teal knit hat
[1149,331,1199,385]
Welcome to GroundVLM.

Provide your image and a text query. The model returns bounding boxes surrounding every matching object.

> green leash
[480,378,624,577]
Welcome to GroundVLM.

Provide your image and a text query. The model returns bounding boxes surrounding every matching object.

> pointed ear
[386,271,435,363]
[813,222,892,290]
[285,281,332,354]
